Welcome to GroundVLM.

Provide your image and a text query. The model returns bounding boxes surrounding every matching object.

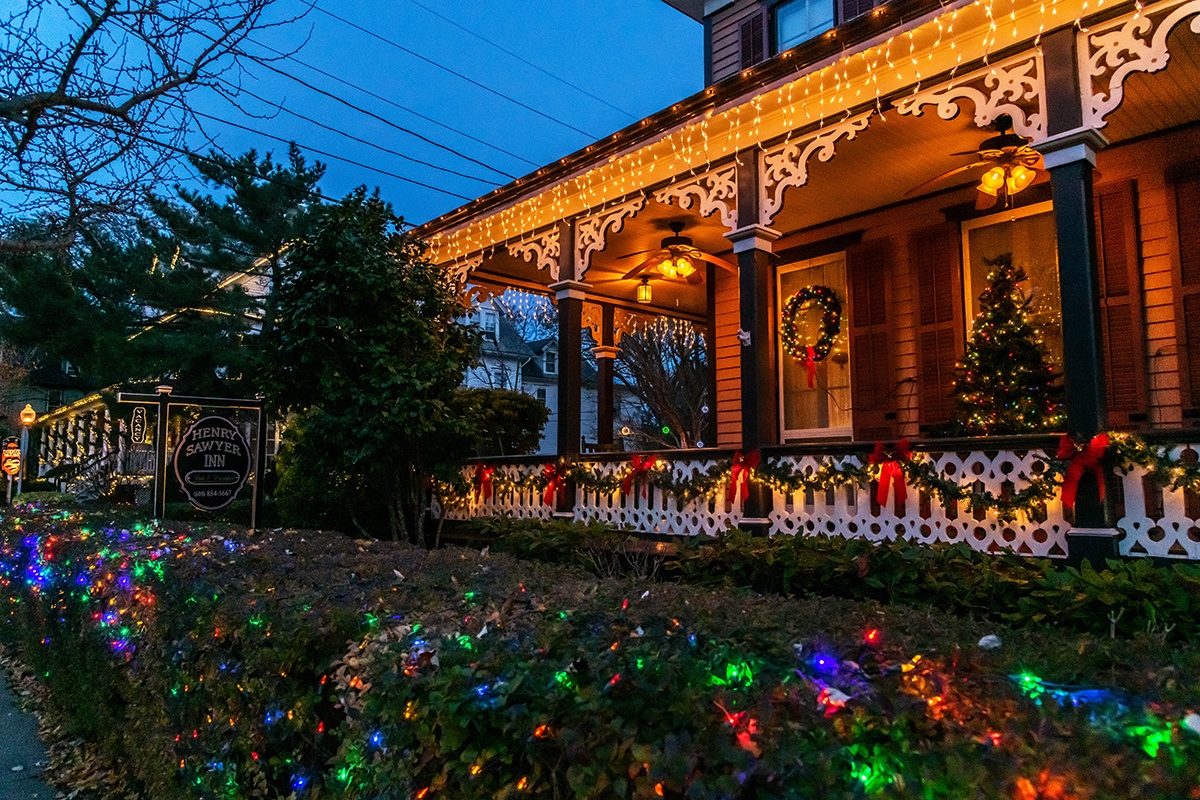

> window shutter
[841,0,879,23]
[1094,180,1147,429]
[908,224,964,431]
[1173,172,1200,416]
[848,240,897,441]
[739,12,765,69]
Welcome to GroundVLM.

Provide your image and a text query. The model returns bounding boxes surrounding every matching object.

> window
[544,349,557,374]
[774,0,835,52]
[777,253,853,439]
[535,388,548,405]
[961,201,1062,365]
[47,390,63,409]
[479,309,499,340]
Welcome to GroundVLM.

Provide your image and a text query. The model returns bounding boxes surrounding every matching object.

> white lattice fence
[767,449,1071,558]
[1115,445,1200,559]
[441,463,552,522]
[575,457,742,536]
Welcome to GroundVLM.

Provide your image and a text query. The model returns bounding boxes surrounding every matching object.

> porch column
[1040,128,1116,548]
[551,280,588,459]
[592,304,619,448]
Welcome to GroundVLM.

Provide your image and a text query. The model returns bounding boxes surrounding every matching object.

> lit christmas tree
[951,253,1066,435]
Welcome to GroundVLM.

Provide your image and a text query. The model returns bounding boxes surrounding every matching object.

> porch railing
[442,440,1200,561]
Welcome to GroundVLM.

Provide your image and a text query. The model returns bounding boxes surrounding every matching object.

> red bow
[1056,434,1108,511]
[621,454,659,497]
[543,463,567,506]
[473,464,494,501]
[726,450,761,504]
[869,439,912,508]
[804,345,817,389]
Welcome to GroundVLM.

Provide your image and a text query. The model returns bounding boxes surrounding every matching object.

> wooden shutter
[909,224,964,431]
[1173,171,1200,416]
[1094,180,1148,429]
[841,0,878,22]
[739,12,765,70]
[848,240,897,441]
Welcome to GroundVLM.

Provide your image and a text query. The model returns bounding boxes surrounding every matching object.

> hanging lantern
[637,277,653,304]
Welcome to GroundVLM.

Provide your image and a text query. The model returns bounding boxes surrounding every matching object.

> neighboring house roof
[658,0,704,21]
[28,364,94,391]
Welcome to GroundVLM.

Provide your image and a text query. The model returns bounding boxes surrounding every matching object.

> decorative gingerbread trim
[759,111,874,227]
[506,229,561,281]
[581,301,604,341]
[893,50,1046,140]
[1079,0,1200,129]
[575,196,647,277]
[449,253,484,285]
[653,165,739,232]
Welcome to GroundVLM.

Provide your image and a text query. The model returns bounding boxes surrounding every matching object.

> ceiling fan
[907,114,1041,205]
[615,221,737,286]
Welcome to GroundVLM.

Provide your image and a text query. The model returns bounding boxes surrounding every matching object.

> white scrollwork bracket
[653,164,738,232]
[575,196,647,277]
[893,50,1046,140]
[506,229,561,282]
[1080,0,1200,128]
[758,111,873,227]
[449,253,483,285]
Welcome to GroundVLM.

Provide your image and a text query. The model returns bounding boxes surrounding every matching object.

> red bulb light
[865,628,880,645]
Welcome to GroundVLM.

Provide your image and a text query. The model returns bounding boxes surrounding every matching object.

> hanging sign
[1,437,20,477]
[130,406,148,445]
[173,416,251,511]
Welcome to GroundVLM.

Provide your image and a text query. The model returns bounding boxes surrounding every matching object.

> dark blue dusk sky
[194,1,703,224]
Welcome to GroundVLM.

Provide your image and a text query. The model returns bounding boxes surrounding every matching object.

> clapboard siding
[709,0,767,83]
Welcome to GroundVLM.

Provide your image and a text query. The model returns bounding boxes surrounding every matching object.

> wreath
[781,285,842,362]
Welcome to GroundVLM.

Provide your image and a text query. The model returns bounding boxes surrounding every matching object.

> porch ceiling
[768,109,1041,235]
[1103,22,1200,144]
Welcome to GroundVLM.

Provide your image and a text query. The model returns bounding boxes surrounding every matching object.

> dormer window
[774,0,835,52]
[544,349,557,374]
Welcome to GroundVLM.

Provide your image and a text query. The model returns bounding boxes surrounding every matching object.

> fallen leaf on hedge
[1183,712,1200,736]
[978,635,1002,650]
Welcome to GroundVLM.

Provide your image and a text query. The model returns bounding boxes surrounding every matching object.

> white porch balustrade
[447,444,1200,560]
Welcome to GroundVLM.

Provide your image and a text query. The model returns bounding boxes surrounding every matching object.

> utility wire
[219,78,501,186]
[251,59,518,181]
[250,37,540,168]
[402,0,638,120]
[186,107,472,200]
[304,0,598,140]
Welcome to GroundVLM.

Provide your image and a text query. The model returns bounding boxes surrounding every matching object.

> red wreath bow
[543,462,568,506]
[621,454,659,497]
[473,464,494,502]
[804,345,817,389]
[1056,434,1109,511]
[726,449,761,504]
[869,439,912,508]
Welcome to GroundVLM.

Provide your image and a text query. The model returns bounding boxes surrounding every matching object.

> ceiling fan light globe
[656,258,678,279]
[1007,164,1035,194]
[675,256,696,278]
[979,166,1006,193]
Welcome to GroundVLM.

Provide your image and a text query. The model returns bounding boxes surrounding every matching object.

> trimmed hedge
[474,517,1200,641]
[1,504,1199,799]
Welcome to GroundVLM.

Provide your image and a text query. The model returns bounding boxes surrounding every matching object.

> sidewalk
[0,680,56,799]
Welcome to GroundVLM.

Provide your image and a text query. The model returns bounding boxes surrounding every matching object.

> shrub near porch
[0,505,1198,799]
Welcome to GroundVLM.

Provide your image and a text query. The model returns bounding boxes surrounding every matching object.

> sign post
[116,385,269,531]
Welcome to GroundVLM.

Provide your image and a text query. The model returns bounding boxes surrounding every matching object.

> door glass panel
[962,202,1062,365]
[778,253,853,438]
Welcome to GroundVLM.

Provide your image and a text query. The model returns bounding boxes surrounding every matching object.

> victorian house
[424,0,1200,560]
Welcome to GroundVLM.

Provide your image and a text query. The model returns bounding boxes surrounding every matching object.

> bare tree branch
[1,0,306,252]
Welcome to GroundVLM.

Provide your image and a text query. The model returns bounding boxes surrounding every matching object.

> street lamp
[18,403,35,495]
